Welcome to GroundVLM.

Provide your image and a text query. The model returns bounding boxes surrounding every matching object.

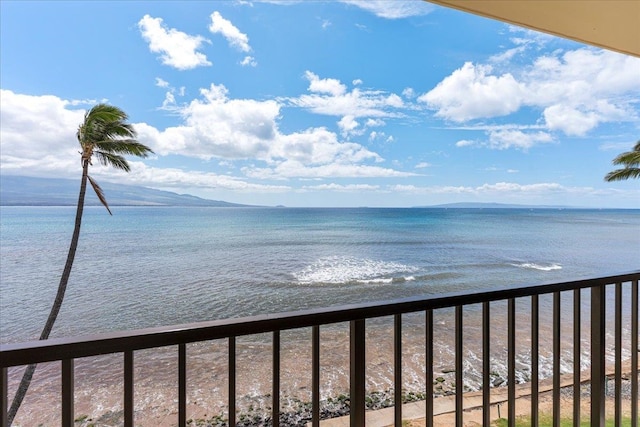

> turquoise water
[2,206,639,425]
[1,206,638,343]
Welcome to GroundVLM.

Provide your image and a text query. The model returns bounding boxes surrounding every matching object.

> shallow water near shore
[1,206,638,425]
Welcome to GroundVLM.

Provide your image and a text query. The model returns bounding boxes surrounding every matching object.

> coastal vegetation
[605,139,640,181]
[7,104,153,425]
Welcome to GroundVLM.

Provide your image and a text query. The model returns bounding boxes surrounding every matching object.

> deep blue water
[1,206,639,343]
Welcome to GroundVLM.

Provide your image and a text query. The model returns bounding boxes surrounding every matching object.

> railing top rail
[1,270,638,367]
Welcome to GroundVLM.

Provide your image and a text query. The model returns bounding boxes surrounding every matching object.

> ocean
[1,206,638,425]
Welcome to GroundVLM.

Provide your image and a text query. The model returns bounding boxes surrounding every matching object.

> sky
[1,1,639,208]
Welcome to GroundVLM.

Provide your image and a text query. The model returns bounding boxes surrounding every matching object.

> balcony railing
[1,270,638,427]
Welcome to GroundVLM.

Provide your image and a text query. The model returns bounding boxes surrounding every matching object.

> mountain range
[0,175,253,207]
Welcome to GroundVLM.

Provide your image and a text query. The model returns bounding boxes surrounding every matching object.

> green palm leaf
[605,140,640,182]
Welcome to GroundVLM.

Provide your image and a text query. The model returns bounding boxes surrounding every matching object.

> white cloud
[487,129,554,150]
[1,88,411,186]
[542,105,599,136]
[304,71,346,96]
[455,139,475,147]
[138,15,211,70]
[402,87,415,98]
[415,162,431,169]
[114,162,290,192]
[365,118,385,127]
[338,115,360,137]
[241,55,258,67]
[244,160,415,179]
[209,11,252,53]
[418,62,524,122]
[303,183,380,192]
[155,78,170,88]
[0,90,84,176]
[250,0,434,19]
[289,71,405,119]
[139,83,279,160]
[421,48,640,142]
[140,84,408,180]
[390,181,586,197]
[340,0,435,19]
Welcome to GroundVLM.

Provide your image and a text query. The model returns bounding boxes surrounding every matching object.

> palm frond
[611,150,640,167]
[604,168,640,182]
[95,140,154,157]
[87,175,113,215]
[94,151,131,172]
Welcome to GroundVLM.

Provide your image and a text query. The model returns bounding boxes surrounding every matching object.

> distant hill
[422,202,572,209]
[0,175,254,207]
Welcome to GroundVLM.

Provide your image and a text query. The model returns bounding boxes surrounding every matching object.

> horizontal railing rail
[1,269,639,427]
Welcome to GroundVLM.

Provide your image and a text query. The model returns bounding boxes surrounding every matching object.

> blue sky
[1,1,639,208]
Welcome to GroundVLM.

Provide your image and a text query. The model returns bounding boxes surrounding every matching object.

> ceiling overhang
[426,0,640,58]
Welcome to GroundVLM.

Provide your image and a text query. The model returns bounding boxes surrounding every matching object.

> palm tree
[8,104,154,425]
[604,140,640,181]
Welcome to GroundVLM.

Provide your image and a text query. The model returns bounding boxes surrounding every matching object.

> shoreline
[12,367,633,427]
[324,366,636,427]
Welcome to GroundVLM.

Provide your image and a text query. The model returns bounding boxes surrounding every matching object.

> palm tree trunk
[7,161,90,426]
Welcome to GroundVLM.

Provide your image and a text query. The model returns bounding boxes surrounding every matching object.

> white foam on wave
[293,256,418,285]
[511,262,562,271]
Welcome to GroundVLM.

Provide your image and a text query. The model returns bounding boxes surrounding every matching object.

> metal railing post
[455,306,463,427]
[590,284,606,427]
[394,314,402,426]
[312,325,320,427]
[482,302,490,427]
[425,310,433,427]
[350,319,366,427]
[1,367,7,427]
[273,331,280,427]
[531,295,539,427]
[573,289,581,427]
[508,299,515,427]
[124,350,134,427]
[229,337,236,427]
[178,344,186,427]
[553,292,560,427]
[61,359,74,427]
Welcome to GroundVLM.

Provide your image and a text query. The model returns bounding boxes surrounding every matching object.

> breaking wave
[293,256,418,285]
[511,262,562,271]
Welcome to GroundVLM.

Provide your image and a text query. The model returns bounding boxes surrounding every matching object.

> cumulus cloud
[244,161,415,180]
[209,11,252,52]
[418,62,524,122]
[138,15,211,70]
[305,71,346,96]
[155,78,170,88]
[455,139,475,147]
[487,129,554,150]
[340,0,435,19]
[112,162,290,192]
[0,90,85,176]
[2,88,410,186]
[241,55,258,67]
[288,71,405,118]
[420,48,640,143]
[338,115,360,137]
[138,84,406,180]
